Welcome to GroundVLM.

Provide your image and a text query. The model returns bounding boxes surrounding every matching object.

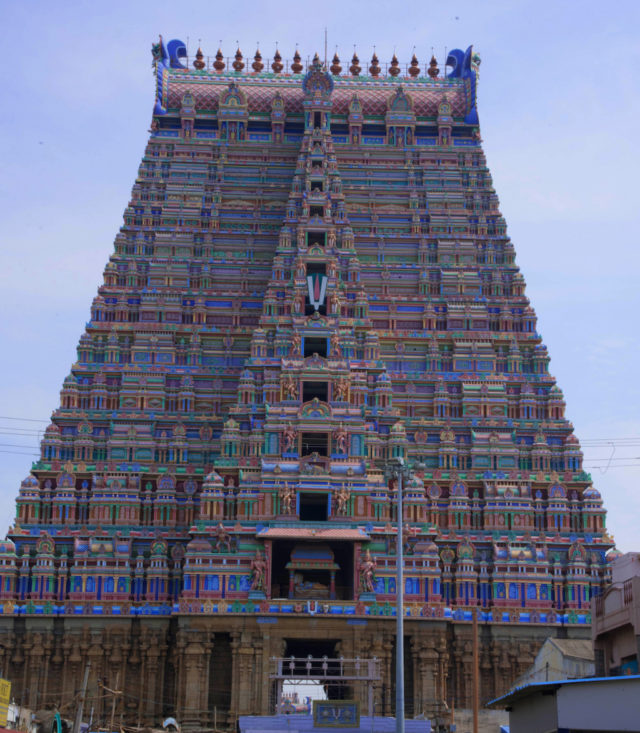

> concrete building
[489,676,640,733]
[514,637,594,685]
[593,552,640,675]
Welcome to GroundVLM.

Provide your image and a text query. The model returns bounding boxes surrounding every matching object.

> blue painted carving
[167,39,187,69]
[302,67,334,98]
[152,37,187,116]
[446,45,481,125]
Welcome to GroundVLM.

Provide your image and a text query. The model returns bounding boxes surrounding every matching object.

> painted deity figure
[333,423,348,454]
[293,293,304,315]
[335,485,351,516]
[279,483,296,515]
[359,549,376,594]
[283,374,297,400]
[250,549,267,591]
[293,573,329,599]
[290,332,301,356]
[334,378,349,402]
[283,423,297,453]
[331,290,343,316]
[402,523,416,555]
[330,331,342,357]
[214,522,232,553]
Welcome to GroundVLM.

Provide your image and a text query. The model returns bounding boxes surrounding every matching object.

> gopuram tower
[0,39,612,728]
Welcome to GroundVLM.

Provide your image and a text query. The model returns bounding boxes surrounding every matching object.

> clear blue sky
[0,0,638,550]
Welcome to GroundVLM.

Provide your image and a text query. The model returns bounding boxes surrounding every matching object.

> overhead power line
[0,415,50,423]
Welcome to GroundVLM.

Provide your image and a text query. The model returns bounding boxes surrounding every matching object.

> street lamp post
[395,464,405,733]
[384,457,422,733]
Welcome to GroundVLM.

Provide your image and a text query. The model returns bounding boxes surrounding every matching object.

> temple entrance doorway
[269,647,382,715]
[283,639,349,701]
[284,638,340,666]
[270,540,355,600]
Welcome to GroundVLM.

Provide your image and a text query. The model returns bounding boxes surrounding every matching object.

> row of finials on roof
[189,47,442,78]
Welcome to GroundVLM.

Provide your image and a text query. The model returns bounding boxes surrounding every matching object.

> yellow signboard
[0,677,10,726]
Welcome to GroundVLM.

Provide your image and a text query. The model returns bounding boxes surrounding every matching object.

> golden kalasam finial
[369,51,380,77]
[252,48,264,72]
[389,53,400,77]
[233,47,244,72]
[193,46,205,70]
[292,48,303,74]
[350,51,361,76]
[428,54,439,79]
[214,47,225,72]
[409,52,420,78]
[272,47,284,73]
[330,52,341,75]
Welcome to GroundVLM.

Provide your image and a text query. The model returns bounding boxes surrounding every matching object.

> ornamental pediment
[303,354,327,368]
[299,398,332,419]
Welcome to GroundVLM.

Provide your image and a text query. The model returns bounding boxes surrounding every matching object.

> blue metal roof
[488,674,640,708]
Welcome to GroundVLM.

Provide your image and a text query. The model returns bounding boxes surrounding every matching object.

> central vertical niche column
[305,262,327,316]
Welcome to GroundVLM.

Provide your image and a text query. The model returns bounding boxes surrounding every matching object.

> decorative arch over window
[348,94,363,144]
[219,82,247,107]
[385,87,416,147]
[271,91,286,142]
[218,83,248,141]
[388,87,413,112]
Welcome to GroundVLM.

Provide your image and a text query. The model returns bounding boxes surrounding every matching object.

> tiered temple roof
[0,38,613,726]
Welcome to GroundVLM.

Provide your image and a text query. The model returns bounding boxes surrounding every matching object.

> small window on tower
[300,432,329,456]
[314,112,322,129]
[310,206,324,218]
[299,492,328,521]
[304,337,328,358]
[311,180,323,192]
[303,381,328,402]
[312,160,323,170]
[306,263,326,277]
[307,232,326,247]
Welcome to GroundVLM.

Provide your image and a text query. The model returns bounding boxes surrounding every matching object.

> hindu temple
[0,38,613,729]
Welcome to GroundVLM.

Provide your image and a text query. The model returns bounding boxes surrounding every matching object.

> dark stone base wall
[0,616,590,729]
